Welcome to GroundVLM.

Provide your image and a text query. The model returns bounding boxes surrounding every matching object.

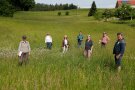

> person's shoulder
[120,39,125,43]
[20,41,23,43]
[26,41,29,43]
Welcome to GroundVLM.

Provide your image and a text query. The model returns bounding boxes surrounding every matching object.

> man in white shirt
[45,33,52,50]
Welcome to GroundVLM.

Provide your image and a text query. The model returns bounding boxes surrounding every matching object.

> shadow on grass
[128,24,135,28]
[111,21,135,28]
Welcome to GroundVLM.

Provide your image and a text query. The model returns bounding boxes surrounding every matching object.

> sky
[35,0,117,8]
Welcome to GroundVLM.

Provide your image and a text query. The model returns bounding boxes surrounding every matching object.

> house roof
[117,0,135,5]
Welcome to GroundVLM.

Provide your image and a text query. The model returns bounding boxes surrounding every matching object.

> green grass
[0,9,135,90]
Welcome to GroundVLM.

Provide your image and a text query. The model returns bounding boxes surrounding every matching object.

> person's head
[64,35,68,39]
[117,32,123,40]
[46,33,50,36]
[87,35,91,40]
[79,31,82,35]
[22,35,27,41]
[103,32,107,37]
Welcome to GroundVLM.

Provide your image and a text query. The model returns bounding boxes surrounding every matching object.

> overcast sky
[35,0,117,8]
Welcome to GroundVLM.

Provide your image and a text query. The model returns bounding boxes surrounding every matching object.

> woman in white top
[62,35,69,53]
[45,33,52,50]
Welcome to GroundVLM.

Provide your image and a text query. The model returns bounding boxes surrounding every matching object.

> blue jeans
[46,42,52,49]
[115,54,123,67]
[78,40,82,48]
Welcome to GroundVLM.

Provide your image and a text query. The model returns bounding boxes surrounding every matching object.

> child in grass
[84,35,93,58]
[62,35,69,53]
[18,35,31,65]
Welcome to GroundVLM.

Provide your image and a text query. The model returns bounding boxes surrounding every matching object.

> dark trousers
[115,54,123,67]
[46,42,52,49]
[78,40,82,48]
[19,52,29,65]
[101,42,106,48]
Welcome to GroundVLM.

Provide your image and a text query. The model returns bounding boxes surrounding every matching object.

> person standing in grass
[113,33,126,72]
[62,35,69,53]
[84,35,93,58]
[99,32,110,47]
[45,33,52,50]
[77,31,84,48]
[18,35,31,66]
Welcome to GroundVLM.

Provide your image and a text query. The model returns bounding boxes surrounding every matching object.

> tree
[0,0,15,17]
[115,4,135,20]
[94,11,103,21]
[63,4,69,10]
[65,11,69,16]
[88,1,97,16]
[31,3,77,11]
[8,0,35,11]
[58,12,61,16]
[69,3,77,9]
[102,9,113,21]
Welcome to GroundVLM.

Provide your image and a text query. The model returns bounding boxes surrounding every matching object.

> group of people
[18,32,126,72]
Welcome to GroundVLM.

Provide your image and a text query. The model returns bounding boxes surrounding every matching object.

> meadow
[0,9,135,90]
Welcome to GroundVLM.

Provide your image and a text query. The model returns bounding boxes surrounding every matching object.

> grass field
[0,9,135,90]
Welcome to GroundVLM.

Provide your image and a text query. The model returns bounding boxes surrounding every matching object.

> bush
[115,4,135,20]
[94,11,103,21]
[102,9,113,21]
[0,0,15,17]
[58,12,61,16]
[65,11,69,16]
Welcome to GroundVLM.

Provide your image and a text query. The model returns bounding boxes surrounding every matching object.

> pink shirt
[102,36,108,44]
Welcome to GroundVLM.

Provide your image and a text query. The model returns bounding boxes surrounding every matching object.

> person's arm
[116,42,125,59]
[82,35,84,41]
[107,36,110,42]
[28,42,31,55]
[113,46,115,54]
[68,40,70,47]
[91,41,94,53]
[51,36,52,43]
[91,46,93,53]
[118,42,125,56]
[45,37,46,43]
[18,42,21,55]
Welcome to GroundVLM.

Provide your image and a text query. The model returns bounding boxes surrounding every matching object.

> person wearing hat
[84,35,93,58]
[99,32,110,47]
[113,33,126,72]
[45,33,52,50]
[18,35,31,65]
[62,35,69,53]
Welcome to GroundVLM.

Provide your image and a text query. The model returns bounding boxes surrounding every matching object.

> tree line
[31,3,78,11]
[0,0,35,17]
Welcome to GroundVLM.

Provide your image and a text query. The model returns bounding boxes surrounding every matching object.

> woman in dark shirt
[84,35,93,58]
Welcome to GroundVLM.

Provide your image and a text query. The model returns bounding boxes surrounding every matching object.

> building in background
[116,0,135,8]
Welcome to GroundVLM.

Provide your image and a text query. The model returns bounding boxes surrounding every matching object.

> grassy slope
[0,10,135,90]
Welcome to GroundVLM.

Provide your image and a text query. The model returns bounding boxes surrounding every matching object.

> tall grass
[0,10,135,90]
